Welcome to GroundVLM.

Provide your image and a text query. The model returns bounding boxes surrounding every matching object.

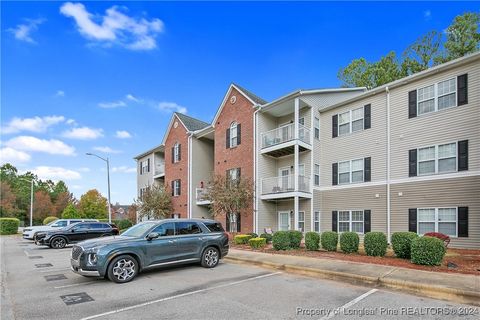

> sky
[1,1,478,204]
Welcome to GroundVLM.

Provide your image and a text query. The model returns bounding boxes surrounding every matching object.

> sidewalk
[225,248,480,306]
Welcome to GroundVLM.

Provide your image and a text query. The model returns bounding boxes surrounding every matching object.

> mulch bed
[231,243,480,275]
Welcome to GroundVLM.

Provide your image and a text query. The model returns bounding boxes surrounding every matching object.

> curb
[224,256,480,306]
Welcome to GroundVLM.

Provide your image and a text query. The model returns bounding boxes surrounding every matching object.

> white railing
[196,188,209,203]
[261,175,310,195]
[154,162,165,176]
[261,123,311,149]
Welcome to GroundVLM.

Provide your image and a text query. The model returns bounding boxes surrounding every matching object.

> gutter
[188,132,193,219]
[386,86,391,243]
[253,106,261,234]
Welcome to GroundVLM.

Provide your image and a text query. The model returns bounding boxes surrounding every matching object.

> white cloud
[424,10,432,20]
[7,18,45,43]
[5,136,75,156]
[157,102,187,114]
[72,185,83,189]
[30,166,81,181]
[126,94,139,102]
[2,115,65,134]
[98,100,127,108]
[60,2,164,50]
[78,167,90,172]
[55,90,65,97]
[62,126,104,140]
[112,166,136,173]
[115,130,131,139]
[66,119,77,125]
[93,146,121,154]
[0,147,31,164]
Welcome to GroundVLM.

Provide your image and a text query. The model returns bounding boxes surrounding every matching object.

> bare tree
[135,185,173,220]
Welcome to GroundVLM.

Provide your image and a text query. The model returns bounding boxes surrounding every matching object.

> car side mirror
[147,232,160,241]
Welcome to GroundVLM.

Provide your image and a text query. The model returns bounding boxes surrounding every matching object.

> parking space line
[81,271,282,320]
[319,289,378,320]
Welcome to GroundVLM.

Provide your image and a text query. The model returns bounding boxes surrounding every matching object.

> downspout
[188,132,193,219]
[386,86,391,243]
[253,106,261,234]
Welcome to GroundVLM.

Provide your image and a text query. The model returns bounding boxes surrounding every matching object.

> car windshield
[121,222,157,237]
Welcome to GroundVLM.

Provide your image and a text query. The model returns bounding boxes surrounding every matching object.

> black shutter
[226,214,230,232]
[458,207,468,237]
[332,115,338,138]
[226,128,230,149]
[237,168,241,182]
[139,161,142,175]
[237,124,241,145]
[171,181,174,196]
[237,213,241,232]
[178,144,181,161]
[178,180,181,196]
[364,210,371,233]
[364,104,371,129]
[332,163,338,185]
[458,140,468,171]
[408,90,417,118]
[332,211,338,232]
[171,147,175,163]
[364,157,371,182]
[409,149,417,177]
[457,74,468,106]
[147,158,150,172]
[408,209,417,233]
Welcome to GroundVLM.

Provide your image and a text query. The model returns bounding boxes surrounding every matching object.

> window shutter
[408,90,417,118]
[408,208,417,233]
[147,158,150,172]
[226,128,230,149]
[178,144,181,161]
[139,161,142,175]
[171,147,175,164]
[237,124,241,145]
[237,168,241,181]
[458,207,468,237]
[332,163,338,185]
[364,157,371,182]
[364,104,371,129]
[226,214,230,232]
[409,149,417,177]
[332,211,338,232]
[171,181,174,196]
[457,74,468,106]
[178,180,181,195]
[458,140,468,171]
[237,213,241,232]
[364,210,371,233]
[332,115,338,138]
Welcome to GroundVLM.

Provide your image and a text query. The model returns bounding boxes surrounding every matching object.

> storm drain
[44,274,67,281]
[29,256,43,259]
[60,292,94,305]
[35,263,53,268]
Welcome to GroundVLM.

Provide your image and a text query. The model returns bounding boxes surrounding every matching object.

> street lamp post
[86,153,112,223]
[20,178,34,226]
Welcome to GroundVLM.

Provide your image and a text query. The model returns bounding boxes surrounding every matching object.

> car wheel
[107,255,138,283]
[201,247,219,268]
[50,237,67,249]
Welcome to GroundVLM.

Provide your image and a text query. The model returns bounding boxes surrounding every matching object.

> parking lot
[1,235,478,320]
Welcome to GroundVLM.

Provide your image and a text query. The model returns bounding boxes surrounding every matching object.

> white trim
[161,113,189,145]
[313,211,320,233]
[260,191,312,201]
[212,84,259,127]
[417,77,457,116]
[417,141,458,176]
[337,158,365,185]
[310,107,315,233]
[417,207,458,238]
[278,211,291,231]
[298,211,305,232]
[337,210,365,234]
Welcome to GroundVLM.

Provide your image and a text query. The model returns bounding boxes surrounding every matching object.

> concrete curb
[225,256,480,306]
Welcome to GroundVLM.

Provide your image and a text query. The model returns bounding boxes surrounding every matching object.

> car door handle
[168,240,176,244]
[198,237,203,240]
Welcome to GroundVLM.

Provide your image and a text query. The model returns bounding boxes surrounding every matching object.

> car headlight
[87,253,98,266]
[24,228,32,232]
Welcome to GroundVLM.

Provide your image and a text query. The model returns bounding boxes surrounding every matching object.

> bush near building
[340,232,359,254]
[364,232,388,257]
[391,232,419,259]
[234,234,252,245]
[411,236,446,266]
[321,231,338,251]
[248,237,267,249]
[305,232,320,251]
[43,216,58,225]
[272,231,290,250]
[288,230,303,249]
[0,218,20,235]
[259,233,272,244]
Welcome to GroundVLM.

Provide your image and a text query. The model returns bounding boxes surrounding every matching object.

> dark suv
[70,219,229,283]
[35,222,119,249]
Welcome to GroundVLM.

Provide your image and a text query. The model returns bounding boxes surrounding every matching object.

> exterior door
[278,211,291,231]
[145,222,179,266]
[279,167,291,191]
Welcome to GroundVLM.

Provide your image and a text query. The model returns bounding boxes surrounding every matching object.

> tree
[62,203,81,219]
[32,190,54,223]
[53,191,75,217]
[0,181,18,217]
[127,204,137,223]
[402,30,442,75]
[135,185,172,220]
[78,189,108,219]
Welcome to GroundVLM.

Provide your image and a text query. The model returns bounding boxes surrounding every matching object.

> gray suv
[70,219,229,283]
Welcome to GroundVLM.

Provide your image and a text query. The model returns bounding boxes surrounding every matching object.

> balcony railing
[261,123,311,149]
[261,175,310,195]
[196,188,210,204]
[154,163,165,176]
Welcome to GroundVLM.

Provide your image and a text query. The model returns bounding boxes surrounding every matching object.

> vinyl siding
[137,154,154,196]
[190,137,214,219]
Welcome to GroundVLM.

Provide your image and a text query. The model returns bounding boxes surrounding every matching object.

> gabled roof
[232,83,268,105]
[174,112,210,131]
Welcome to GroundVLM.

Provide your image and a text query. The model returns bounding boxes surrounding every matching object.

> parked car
[22,219,99,240]
[70,219,229,283]
[35,222,119,249]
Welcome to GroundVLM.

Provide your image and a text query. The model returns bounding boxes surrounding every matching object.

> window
[298,212,305,231]
[175,222,202,235]
[173,180,181,196]
[227,213,239,233]
[338,210,364,233]
[314,117,320,139]
[418,208,457,237]
[52,220,68,228]
[204,222,225,233]
[140,159,150,174]
[173,143,180,163]
[338,111,350,136]
[438,79,456,110]
[152,222,175,237]
[230,122,238,148]
[337,107,364,136]
[418,142,457,175]
[227,168,241,186]
[338,158,364,184]
[314,211,320,232]
[314,164,320,186]
[351,107,364,132]
[417,78,457,116]
[171,213,180,219]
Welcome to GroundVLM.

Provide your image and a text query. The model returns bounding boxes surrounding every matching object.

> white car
[22,219,99,240]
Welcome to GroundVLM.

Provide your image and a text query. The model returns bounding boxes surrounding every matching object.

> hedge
[411,236,446,266]
[234,234,252,245]
[248,237,267,249]
[0,218,20,235]
[340,232,359,253]
[43,216,58,225]
[116,219,133,230]
[391,232,418,259]
[364,232,388,257]
[305,232,320,251]
[272,231,290,250]
[288,230,303,249]
[321,231,338,251]
[247,232,258,239]
[259,233,273,244]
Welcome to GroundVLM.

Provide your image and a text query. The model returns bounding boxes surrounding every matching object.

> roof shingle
[232,83,267,105]
[174,112,210,131]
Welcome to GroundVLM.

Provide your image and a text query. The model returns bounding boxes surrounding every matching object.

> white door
[279,167,291,191]
[278,212,291,231]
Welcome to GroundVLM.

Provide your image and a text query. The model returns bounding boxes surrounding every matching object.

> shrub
[288,230,303,249]
[391,232,418,259]
[364,232,388,257]
[259,233,272,244]
[411,236,446,266]
[116,219,133,230]
[305,232,320,251]
[247,232,258,239]
[321,231,338,251]
[248,237,267,249]
[272,231,290,250]
[340,232,359,253]
[43,216,58,225]
[0,218,20,235]
[234,234,252,245]
[424,232,451,248]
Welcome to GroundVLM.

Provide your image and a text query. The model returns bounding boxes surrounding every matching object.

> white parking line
[81,271,282,320]
[23,250,31,256]
[319,289,378,320]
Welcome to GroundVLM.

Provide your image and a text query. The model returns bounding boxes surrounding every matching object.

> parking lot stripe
[81,271,282,320]
[319,288,378,320]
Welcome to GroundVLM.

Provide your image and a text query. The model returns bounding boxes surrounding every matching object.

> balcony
[153,162,165,178]
[261,175,312,200]
[261,124,312,157]
[196,188,211,205]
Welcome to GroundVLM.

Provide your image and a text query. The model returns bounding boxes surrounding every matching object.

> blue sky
[1,1,477,204]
